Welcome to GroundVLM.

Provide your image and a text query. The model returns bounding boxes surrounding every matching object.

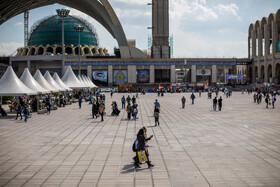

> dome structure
[16,15,108,56]
[28,15,98,46]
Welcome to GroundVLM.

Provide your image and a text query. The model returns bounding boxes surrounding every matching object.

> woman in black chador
[134,127,154,168]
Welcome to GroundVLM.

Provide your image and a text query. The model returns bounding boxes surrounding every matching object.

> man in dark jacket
[121,96,126,109]
[218,96,222,111]
[92,101,98,118]
[213,97,217,111]
[134,127,154,168]
[15,102,22,120]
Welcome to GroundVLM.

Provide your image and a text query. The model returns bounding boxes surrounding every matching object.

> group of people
[252,90,277,109]
[124,95,138,120]
[180,92,223,111]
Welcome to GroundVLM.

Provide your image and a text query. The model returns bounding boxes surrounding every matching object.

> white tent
[61,66,87,89]
[44,71,66,91]
[34,70,58,92]
[86,76,98,88]
[53,73,72,91]
[20,68,50,94]
[0,66,37,96]
[78,75,90,88]
[82,76,92,88]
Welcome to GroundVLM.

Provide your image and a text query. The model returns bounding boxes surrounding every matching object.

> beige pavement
[0,92,279,187]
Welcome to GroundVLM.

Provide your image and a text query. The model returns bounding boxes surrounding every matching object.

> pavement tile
[0,92,279,187]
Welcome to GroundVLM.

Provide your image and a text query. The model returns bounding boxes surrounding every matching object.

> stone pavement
[0,92,279,187]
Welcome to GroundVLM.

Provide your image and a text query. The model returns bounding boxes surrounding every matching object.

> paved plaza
[0,92,279,187]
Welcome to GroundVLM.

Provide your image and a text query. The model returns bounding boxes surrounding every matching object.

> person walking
[218,96,223,111]
[46,98,51,114]
[213,97,217,111]
[15,102,22,120]
[99,102,105,122]
[126,103,133,120]
[181,96,186,108]
[22,105,29,122]
[265,94,270,108]
[190,93,196,105]
[92,101,98,118]
[134,127,154,168]
[121,96,126,109]
[132,96,136,104]
[253,94,257,103]
[78,95,82,109]
[199,90,202,97]
[154,106,160,126]
[272,94,276,109]
[126,95,131,105]
[154,99,160,117]
[133,104,138,120]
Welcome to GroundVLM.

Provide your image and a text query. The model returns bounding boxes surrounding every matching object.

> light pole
[56,9,70,76]
[74,25,84,77]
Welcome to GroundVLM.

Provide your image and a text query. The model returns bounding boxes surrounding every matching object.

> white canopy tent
[86,76,98,88]
[0,66,37,96]
[20,68,50,94]
[44,71,66,91]
[62,66,87,89]
[78,75,90,88]
[34,70,58,92]
[81,76,92,88]
[53,73,72,91]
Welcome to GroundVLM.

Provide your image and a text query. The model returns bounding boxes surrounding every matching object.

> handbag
[137,150,148,164]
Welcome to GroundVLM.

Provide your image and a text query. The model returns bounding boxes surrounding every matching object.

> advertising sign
[113,70,127,85]
[196,69,211,76]
[92,70,108,82]
[137,70,149,83]
[226,74,244,79]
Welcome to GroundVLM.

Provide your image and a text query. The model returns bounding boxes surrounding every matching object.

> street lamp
[74,25,84,77]
[56,9,70,76]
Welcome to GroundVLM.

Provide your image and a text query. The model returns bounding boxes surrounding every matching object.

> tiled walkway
[0,92,279,187]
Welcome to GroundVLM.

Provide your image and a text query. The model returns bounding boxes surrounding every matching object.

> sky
[0,0,279,58]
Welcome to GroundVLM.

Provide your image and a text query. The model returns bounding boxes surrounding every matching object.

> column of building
[191,65,196,83]
[251,29,256,83]
[108,65,113,86]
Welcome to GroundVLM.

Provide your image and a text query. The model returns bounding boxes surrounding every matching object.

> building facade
[248,9,280,84]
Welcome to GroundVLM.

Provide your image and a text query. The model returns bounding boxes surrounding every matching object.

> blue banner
[226,74,244,79]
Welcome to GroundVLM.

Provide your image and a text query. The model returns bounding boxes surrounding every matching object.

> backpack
[23,108,28,115]
[132,139,138,152]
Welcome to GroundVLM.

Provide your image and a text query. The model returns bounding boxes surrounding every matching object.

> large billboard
[226,74,244,79]
[113,70,127,85]
[92,70,108,82]
[137,70,149,83]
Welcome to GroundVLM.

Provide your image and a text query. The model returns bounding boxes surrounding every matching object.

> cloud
[115,8,151,18]
[0,42,23,56]
[215,3,241,21]
[14,21,23,26]
[170,0,218,22]
[113,0,150,5]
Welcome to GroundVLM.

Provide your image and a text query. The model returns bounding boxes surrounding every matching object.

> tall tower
[151,0,170,58]
[24,10,29,47]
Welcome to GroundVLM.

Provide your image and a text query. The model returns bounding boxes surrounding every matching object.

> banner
[226,74,244,79]
[137,70,149,83]
[92,70,108,82]
[113,70,127,85]
[197,69,211,76]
